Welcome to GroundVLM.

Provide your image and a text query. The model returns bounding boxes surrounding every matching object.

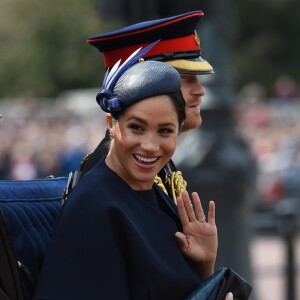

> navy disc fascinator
[96,41,182,113]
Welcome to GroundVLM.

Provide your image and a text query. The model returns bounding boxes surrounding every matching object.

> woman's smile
[133,154,159,164]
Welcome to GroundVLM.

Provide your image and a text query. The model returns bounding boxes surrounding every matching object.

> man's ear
[179,122,184,134]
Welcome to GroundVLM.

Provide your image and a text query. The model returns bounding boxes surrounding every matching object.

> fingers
[191,192,206,222]
[182,191,197,222]
[207,200,216,226]
[177,191,216,226]
[175,232,189,251]
[225,292,233,300]
[177,191,205,224]
[177,192,192,226]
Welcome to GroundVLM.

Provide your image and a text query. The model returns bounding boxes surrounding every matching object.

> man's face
[180,74,206,131]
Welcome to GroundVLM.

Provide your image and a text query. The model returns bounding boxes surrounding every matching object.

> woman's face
[106,95,179,190]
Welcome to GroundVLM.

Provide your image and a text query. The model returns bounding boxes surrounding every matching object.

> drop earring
[109,130,114,138]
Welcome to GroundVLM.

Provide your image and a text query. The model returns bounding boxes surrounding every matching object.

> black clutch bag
[186,267,252,300]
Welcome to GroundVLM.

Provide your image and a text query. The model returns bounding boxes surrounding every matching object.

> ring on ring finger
[197,214,206,222]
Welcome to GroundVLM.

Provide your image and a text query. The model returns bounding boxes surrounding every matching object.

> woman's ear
[106,113,115,138]
[106,113,113,130]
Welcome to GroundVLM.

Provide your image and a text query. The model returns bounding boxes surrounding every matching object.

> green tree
[0,0,122,98]
[233,0,300,92]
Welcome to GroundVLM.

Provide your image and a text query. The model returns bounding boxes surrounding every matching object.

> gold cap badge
[194,30,200,47]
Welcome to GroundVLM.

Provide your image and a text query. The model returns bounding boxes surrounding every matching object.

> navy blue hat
[96,42,182,113]
[87,11,213,75]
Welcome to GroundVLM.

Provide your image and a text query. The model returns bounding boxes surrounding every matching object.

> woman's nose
[140,135,159,152]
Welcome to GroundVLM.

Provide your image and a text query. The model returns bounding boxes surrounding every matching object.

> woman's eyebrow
[126,116,147,124]
[158,122,177,128]
[126,116,176,128]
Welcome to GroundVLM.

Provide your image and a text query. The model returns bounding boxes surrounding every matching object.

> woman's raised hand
[175,191,218,280]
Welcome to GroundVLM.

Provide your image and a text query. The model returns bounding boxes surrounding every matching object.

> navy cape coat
[33,159,202,300]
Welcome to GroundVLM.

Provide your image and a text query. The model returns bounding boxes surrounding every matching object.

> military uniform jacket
[33,159,202,300]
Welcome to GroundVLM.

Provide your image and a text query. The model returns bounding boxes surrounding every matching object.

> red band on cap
[103,34,200,68]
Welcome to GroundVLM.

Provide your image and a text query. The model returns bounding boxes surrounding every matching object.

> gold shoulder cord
[154,176,168,194]
[155,163,187,205]
[170,171,187,204]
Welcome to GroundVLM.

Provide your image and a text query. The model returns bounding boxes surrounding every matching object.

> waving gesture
[175,191,218,280]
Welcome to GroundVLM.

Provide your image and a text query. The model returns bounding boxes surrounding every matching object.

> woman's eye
[159,128,173,135]
[129,124,143,131]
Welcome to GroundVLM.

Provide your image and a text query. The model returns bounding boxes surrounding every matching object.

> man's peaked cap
[87,11,213,75]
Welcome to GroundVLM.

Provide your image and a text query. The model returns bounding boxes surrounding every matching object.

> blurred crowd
[1,74,300,207]
[236,74,300,206]
[0,93,106,180]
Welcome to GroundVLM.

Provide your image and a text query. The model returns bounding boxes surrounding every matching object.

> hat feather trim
[97,40,160,112]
